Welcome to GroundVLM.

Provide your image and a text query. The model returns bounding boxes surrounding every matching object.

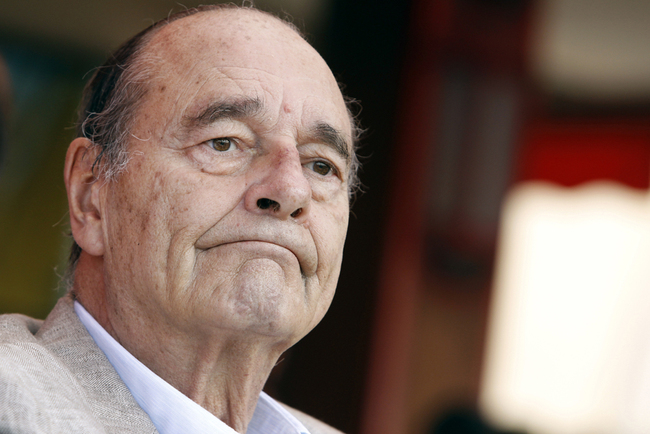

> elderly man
[0,5,359,434]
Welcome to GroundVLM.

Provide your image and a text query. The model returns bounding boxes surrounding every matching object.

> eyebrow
[309,122,351,167]
[182,97,263,128]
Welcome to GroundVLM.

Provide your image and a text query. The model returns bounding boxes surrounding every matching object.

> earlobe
[64,137,105,257]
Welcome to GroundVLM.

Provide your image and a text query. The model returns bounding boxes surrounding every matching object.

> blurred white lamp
[480,182,650,434]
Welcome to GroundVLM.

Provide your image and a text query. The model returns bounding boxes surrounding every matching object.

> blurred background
[2,1,650,433]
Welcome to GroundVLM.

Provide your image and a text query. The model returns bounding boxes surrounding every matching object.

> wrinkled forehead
[135,10,350,135]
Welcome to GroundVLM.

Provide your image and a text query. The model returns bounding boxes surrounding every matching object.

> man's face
[96,11,352,345]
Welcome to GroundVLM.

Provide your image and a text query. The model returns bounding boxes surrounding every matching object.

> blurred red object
[517,121,650,189]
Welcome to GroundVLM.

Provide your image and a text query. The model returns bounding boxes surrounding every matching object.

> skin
[64,9,352,433]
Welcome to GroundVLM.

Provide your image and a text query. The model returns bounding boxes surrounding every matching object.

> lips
[195,221,318,277]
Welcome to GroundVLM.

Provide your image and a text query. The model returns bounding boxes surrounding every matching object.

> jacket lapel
[37,295,158,434]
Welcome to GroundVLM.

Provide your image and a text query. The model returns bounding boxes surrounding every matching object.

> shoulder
[0,311,106,433]
[281,403,345,434]
[0,311,43,342]
[0,297,158,433]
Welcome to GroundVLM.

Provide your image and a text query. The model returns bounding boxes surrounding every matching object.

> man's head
[67,4,360,277]
[64,6,357,349]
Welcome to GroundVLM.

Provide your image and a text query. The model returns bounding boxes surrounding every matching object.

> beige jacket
[0,295,342,434]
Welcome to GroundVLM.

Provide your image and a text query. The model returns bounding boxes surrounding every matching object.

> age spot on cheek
[140,211,151,232]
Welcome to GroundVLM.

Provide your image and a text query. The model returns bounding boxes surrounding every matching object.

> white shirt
[74,302,310,434]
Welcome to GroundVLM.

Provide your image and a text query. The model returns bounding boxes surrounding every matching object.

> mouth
[197,232,317,278]
[220,240,308,277]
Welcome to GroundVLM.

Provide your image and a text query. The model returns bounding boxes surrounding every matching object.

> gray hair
[67,4,362,284]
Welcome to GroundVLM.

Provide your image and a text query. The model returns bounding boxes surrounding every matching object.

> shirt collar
[74,301,310,434]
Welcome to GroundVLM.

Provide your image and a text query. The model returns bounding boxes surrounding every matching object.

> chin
[226,259,312,338]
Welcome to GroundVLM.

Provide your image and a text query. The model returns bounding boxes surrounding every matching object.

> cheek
[162,174,247,235]
[312,202,349,281]
[101,171,170,269]
[129,169,244,235]
[108,173,251,293]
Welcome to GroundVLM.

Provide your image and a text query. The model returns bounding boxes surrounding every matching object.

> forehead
[134,10,351,140]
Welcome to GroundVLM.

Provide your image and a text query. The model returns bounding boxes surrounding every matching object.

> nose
[244,147,311,224]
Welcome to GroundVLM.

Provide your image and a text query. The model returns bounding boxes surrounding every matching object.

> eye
[207,138,236,152]
[306,160,335,176]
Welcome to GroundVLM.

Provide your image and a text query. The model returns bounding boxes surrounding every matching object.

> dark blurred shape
[466,0,528,11]
[0,53,10,170]
[428,408,526,434]
[427,239,488,280]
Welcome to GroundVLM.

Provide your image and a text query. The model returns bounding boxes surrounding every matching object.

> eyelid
[201,131,256,153]
[205,137,233,150]
[191,119,254,146]
[301,143,347,175]
[303,158,343,181]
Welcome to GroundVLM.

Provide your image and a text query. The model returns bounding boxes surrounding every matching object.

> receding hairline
[132,6,306,72]
[120,5,339,132]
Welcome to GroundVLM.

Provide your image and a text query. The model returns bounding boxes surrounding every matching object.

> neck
[165,338,282,431]
[72,252,289,433]
[139,330,283,432]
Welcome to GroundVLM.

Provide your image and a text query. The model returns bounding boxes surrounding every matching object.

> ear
[64,138,105,257]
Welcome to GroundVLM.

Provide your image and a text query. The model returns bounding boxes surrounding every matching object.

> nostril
[257,198,271,209]
[290,208,302,218]
[257,198,280,212]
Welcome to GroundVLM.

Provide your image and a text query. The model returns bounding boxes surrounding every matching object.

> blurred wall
[358,1,650,434]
